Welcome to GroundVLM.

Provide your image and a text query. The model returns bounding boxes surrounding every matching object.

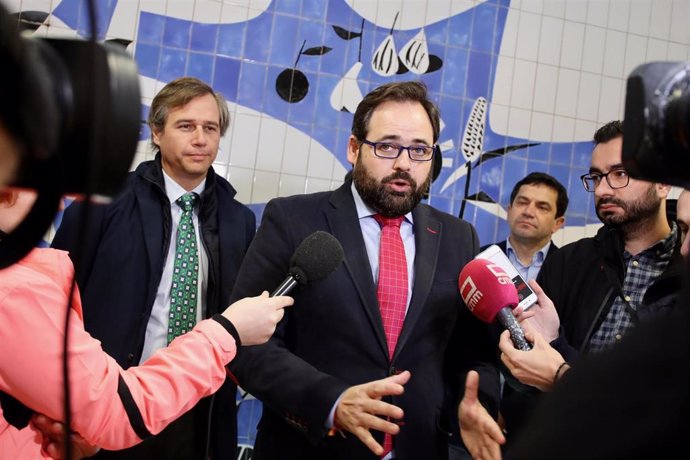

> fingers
[498,329,515,353]
[527,279,544,295]
[463,370,479,404]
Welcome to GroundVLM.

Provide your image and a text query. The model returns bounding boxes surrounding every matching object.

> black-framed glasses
[580,169,630,192]
[360,139,435,162]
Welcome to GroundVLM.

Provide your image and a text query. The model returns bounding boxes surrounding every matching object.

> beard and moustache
[596,184,661,231]
[351,157,431,218]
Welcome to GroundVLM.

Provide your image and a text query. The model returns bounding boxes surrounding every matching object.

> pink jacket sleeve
[0,249,238,455]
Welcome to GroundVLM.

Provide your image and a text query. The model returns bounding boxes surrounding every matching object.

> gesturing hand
[499,327,566,392]
[334,370,411,456]
[458,371,505,460]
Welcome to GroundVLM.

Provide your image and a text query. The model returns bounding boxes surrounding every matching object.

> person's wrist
[553,361,570,383]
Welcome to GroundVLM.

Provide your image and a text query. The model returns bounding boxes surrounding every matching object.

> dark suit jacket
[228,181,500,460]
[52,156,256,460]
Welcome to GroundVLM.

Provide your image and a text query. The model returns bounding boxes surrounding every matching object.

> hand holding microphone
[225,231,344,346]
[458,258,531,351]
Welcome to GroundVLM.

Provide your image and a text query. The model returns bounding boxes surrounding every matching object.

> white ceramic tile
[399,0,427,31]
[229,113,260,169]
[551,115,575,142]
[669,0,690,44]
[581,25,606,74]
[602,29,626,78]
[194,1,223,23]
[304,177,334,194]
[374,1,405,29]
[575,120,599,141]
[529,111,553,141]
[648,0,672,40]
[140,0,167,15]
[250,170,280,204]
[165,0,194,21]
[426,0,452,28]
[537,16,564,66]
[510,59,536,110]
[220,4,250,23]
[256,117,286,173]
[623,34,647,77]
[278,174,307,198]
[559,21,585,69]
[586,0,608,28]
[646,37,668,62]
[667,42,689,60]
[597,76,624,123]
[542,0,566,18]
[498,9,519,57]
[554,68,580,118]
[280,127,310,176]
[576,72,601,121]
[226,166,254,203]
[491,56,514,105]
[488,103,509,135]
[108,0,138,42]
[306,139,336,179]
[520,0,543,15]
[628,0,651,37]
[532,63,558,113]
[564,0,587,23]
[515,11,541,61]
[606,0,630,32]
[16,0,51,12]
[212,163,228,179]
[508,107,531,136]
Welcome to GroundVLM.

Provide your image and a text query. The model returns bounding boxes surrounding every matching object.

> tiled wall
[5,0,690,447]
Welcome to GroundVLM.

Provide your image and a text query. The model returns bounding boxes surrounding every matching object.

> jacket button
[127,353,135,361]
[389,366,397,376]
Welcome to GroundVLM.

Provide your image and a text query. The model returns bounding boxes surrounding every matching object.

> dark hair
[593,120,623,145]
[147,77,229,153]
[510,172,569,218]
[351,81,441,143]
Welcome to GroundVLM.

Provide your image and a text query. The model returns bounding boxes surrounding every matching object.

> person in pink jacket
[0,189,294,458]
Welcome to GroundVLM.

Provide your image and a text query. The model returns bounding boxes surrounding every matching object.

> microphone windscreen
[289,231,344,285]
[458,258,519,323]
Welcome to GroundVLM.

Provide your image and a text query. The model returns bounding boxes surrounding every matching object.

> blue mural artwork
[18,0,605,453]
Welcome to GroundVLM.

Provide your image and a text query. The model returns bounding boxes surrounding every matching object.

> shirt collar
[162,170,206,207]
[506,238,551,262]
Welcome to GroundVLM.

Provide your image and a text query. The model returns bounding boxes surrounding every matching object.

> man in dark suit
[483,172,568,279]
[52,77,256,460]
[227,81,503,460]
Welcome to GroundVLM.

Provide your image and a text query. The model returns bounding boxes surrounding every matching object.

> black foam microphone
[271,231,344,296]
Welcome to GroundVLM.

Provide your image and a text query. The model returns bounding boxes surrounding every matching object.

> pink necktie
[373,214,408,458]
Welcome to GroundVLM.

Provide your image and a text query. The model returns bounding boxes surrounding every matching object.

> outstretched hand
[334,370,411,456]
[222,291,293,346]
[458,371,505,460]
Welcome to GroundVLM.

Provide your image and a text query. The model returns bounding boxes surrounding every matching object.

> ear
[552,215,565,234]
[346,135,359,167]
[151,128,162,147]
[656,183,671,198]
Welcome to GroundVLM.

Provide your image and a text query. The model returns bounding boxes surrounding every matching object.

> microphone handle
[496,308,532,351]
[271,275,298,297]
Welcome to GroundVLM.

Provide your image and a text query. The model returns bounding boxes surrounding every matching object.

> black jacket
[52,156,256,459]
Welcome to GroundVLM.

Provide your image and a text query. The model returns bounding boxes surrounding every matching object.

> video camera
[0,2,140,268]
[623,61,690,187]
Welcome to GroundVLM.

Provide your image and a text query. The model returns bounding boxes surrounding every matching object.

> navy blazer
[228,182,500,460]
[52,157,255,459]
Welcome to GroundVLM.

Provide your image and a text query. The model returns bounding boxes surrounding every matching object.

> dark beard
[352,160,431,217]
[596,185,660,230]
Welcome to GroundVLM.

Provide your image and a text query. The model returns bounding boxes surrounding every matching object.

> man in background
[52,77,256,460]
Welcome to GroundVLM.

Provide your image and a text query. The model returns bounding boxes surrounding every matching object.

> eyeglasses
[360,139,435,162]
[580,169,630,192]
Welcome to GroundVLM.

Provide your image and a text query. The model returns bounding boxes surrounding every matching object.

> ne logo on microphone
[486,263,512,285]
[459,276,482,311]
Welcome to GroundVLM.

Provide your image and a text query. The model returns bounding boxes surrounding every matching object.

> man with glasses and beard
[491,120,685,451]
[226,81,503,460]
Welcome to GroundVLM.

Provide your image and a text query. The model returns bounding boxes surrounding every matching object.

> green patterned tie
[167,192,200,344]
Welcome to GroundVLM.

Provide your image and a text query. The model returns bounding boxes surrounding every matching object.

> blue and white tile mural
[9,0,689,452]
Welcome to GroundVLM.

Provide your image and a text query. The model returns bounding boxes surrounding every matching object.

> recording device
[623,61,690,188]
[271,231,345,296]
[459,258,531,351]
[0,2,140,268]
[475,244,538,311]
